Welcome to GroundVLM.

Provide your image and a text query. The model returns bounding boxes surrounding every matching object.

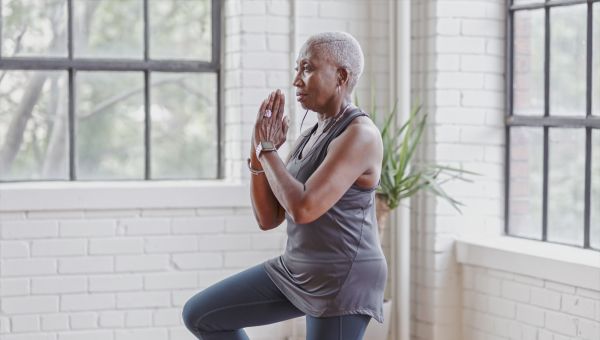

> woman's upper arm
[292,122,381,224]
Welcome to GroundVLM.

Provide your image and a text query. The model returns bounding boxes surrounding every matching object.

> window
[506,0,599,250]
[0,0,221,182]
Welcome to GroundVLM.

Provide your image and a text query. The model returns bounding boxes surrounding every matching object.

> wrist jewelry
[255,140,277,159]
[247,158,265,175]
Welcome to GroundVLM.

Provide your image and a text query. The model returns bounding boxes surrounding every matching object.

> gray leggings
[182,264,371,340]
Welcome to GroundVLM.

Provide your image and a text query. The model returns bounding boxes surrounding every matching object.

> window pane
[594,3,599,116]
[509,127,543,238]
[591,130,600,250]
[76,72,144,180]
[513,10,544,116]
[149,0,212,61]
[150,73,217,179]
[0,71,69,181]
[549,4,587,117]
[73,0,143,59]
[513,0,544,5]
[1,0,68,57]
[547,128,585,246]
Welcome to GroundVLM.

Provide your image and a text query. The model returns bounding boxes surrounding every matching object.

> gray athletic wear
[263,108,388,323]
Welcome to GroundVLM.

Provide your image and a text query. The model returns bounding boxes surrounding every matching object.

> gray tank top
[262,108,388,323]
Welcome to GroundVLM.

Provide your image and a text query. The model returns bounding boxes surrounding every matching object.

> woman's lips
[296,93,307,102]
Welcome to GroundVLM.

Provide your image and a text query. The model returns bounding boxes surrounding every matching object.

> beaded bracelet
[247,158,265,175]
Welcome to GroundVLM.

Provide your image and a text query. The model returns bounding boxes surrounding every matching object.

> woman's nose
[292,72,303,87]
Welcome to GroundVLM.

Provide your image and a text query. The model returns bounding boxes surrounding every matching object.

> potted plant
[360,97,474,340]
[372,102,471,237]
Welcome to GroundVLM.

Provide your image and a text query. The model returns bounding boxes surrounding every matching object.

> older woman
[183,31,387,340]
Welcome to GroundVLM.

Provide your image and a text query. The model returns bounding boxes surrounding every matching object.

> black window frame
[0,0,222,182]
[505,0,600,250]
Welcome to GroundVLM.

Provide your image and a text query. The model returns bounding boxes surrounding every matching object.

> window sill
[0,180,251,211]
[456,235,600,291]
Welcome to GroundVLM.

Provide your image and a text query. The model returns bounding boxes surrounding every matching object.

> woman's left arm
[259,120,381,224]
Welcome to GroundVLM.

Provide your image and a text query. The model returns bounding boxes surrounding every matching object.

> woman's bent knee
[182,290,214,334]
[182,297,198,332]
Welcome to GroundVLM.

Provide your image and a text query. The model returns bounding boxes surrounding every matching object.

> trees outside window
[0,0,221,181]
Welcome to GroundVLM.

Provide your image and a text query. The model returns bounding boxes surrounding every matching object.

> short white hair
[302,31,364,91]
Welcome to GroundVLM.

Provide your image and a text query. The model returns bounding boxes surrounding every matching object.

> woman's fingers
[266,90,276,114]
[257,98,268,121]
[277,91,285,122]
[279,116,289,145]
[282,116,289,136]
[255,90,288,145]
[272,89,282,121]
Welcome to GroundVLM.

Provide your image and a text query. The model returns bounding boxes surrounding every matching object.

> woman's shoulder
[345,113,381,139]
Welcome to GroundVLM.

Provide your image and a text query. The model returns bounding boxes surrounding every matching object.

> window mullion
[67,0,76,180]
[213,0,223,178]
[505,0,514,235]
[583,0,593,248]
[144,0,150,180]
[542,3,551,242]
[0,0,3,59]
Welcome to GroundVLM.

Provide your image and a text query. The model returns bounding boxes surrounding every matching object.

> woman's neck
[316,98,352,127]
[316,101,352,132]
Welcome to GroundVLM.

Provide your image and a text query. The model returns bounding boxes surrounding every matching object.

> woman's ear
[337,68,349,87]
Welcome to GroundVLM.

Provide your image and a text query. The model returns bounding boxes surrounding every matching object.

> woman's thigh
[306,314,371,340]
[182,263,304,335]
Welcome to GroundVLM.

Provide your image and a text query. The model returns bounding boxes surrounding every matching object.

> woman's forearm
[258,151,306,223]
[248,147,285,230]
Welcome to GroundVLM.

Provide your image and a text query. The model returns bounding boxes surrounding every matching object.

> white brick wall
[463,266,600,340]
[0,207,283,340]
[412,2,600,340]
[410,0,506,339]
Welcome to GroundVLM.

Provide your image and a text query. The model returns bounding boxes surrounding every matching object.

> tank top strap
[313,107,368,165]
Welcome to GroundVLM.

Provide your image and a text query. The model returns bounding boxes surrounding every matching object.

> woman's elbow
[257,211,286,231]
[257,218,280,231]
[289,205,317,225]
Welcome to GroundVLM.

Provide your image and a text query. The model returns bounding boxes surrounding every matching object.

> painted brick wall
[411,2,599,340]
[0,207,287,340]
[410,0,506,339]
[0,1,391,339]
[462,265,600,340]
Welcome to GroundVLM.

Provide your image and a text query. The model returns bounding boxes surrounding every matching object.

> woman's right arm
[249,147,286,231]
[249,90,292,231]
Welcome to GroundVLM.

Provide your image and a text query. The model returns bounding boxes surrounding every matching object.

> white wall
[458,238,600,340]
[0,1,391,339]
[409,0,506,338]
[462,265,599,340]
[410,1,600,340]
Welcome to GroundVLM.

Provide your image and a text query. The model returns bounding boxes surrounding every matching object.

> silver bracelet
[247,158,265,175]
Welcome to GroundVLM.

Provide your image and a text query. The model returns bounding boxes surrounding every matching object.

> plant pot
[363,299,392,340]
[375,194,391,240]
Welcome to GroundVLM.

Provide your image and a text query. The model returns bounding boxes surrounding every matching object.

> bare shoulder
[342,115,383,144]
[328,114,383,158]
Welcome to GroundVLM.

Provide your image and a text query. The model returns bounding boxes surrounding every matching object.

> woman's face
[293,44,339,112]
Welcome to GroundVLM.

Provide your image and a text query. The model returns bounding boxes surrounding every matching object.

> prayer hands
[252,89,290,150]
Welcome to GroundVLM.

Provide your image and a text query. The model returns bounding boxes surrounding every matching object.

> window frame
[0,0,223,182]
[505,0,600,250]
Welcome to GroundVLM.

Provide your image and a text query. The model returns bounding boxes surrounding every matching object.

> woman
[182,31,387,340]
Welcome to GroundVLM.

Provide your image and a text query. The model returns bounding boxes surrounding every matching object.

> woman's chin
[298,101,309,110]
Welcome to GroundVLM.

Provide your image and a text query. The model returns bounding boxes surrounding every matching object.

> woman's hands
[252,89,290,150]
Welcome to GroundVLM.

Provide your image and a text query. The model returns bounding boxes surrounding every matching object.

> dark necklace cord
[297,103,353,160]
[299,102,352,135]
